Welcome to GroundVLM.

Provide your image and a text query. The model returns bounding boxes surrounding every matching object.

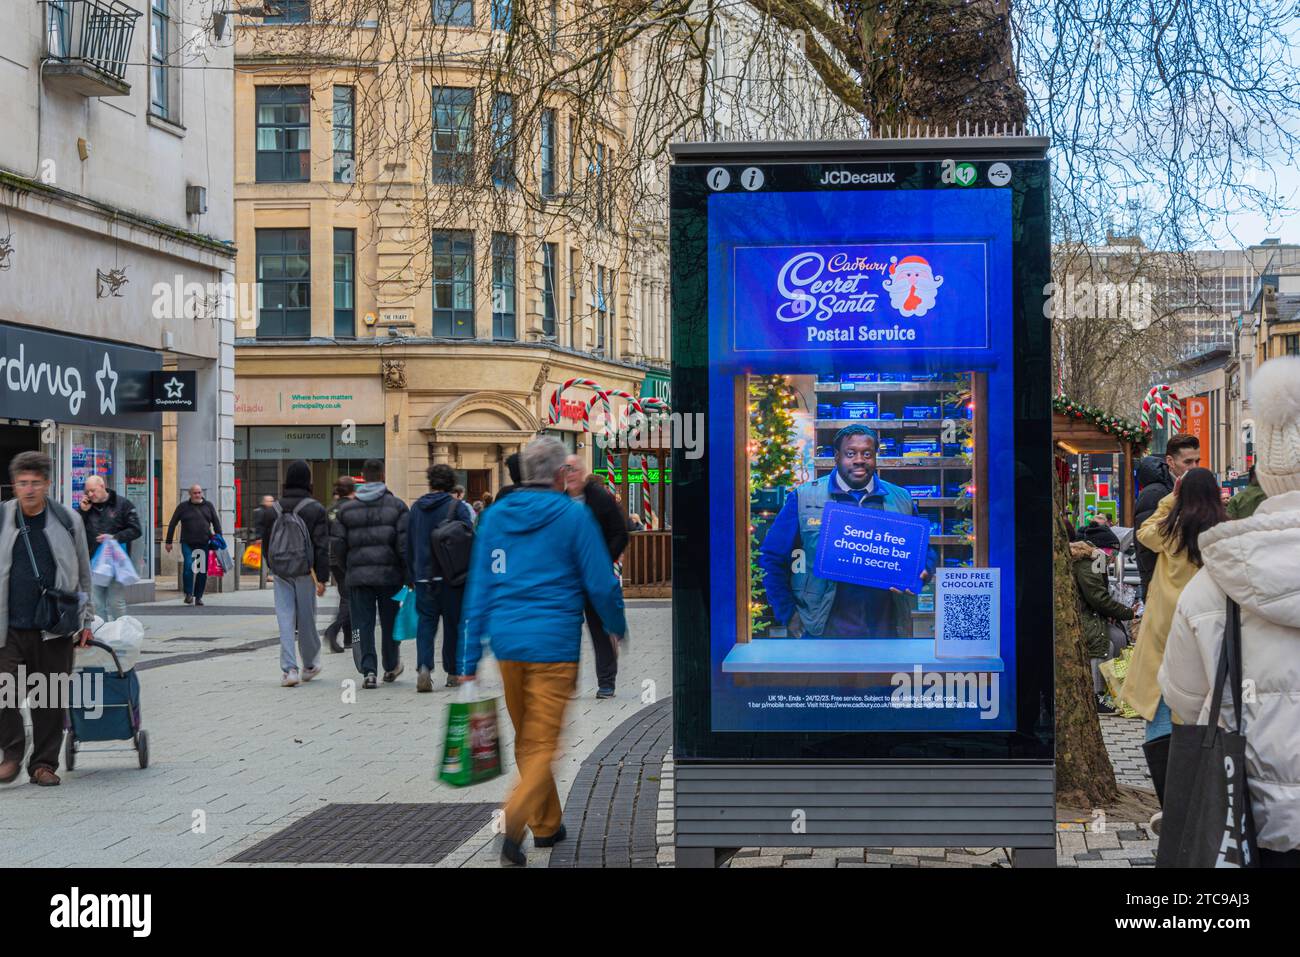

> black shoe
[445,674,459,688]
[362,673,377,690]
[383,663,404,683]
[596,686,615,699]
[183,595,193,605]
[500,836,527,867]
[194,598,205,607]
[325,625,344,654]
[533,823,567,848]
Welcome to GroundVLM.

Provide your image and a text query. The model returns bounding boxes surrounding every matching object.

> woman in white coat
[1159,355,1300,867]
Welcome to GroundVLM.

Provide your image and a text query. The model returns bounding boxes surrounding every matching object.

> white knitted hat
[1250,355,1300,497]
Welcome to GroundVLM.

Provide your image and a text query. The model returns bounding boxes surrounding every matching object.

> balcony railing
[42,0,140,97]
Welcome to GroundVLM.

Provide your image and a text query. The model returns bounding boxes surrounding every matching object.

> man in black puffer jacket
[334,458,409,689]
[258,460,332,687]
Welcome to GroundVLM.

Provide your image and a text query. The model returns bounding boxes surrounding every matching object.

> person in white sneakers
[259,460,331,687]
[1160,355,1300,867]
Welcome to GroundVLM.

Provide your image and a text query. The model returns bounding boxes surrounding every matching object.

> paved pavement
[653,716,1159,868]
[0,588,671,868]
[1,587,1159,868]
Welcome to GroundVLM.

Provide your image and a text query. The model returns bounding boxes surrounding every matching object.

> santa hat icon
[889,255,931,274]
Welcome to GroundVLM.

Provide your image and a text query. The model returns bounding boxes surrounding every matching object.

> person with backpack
[258,460,331,688]
[407,463,475,692]
[334,459,409,690]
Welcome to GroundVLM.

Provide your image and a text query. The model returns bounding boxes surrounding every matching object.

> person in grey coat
[0,451,93,787]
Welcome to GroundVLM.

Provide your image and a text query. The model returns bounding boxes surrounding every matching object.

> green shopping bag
[392,586,419,642]
[439,683,502,787]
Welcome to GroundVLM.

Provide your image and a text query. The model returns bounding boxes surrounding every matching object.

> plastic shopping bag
[439,681,502,787]
[91,539,140,587]
[91,542,114,588]
[210,536,233,574]
[109,539,140,586]
[1099,647,1141,719]
[392,586,419,642]
[206,548,225,578]
[75,615,145,673]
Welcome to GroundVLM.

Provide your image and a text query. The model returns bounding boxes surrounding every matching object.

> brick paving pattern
[548,697,672,868]
[654,715,1159,868]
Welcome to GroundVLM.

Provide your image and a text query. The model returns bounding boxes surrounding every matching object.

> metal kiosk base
[674,763,1056,868]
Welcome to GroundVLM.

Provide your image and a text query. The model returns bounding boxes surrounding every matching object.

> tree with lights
[749,375,801,630]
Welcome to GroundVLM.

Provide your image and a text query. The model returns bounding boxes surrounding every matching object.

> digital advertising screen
[670,144,1054,763]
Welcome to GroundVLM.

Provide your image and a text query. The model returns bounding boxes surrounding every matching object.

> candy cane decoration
[1140,384,1183,432]
[548,377,604,425]
[584,388,639,497]
[637,397,671,530]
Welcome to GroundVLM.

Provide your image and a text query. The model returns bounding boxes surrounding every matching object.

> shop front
[233,376,386,528]
[0,322,163,598]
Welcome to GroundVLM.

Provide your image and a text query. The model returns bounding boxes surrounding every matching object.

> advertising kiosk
[669,138,1056,866]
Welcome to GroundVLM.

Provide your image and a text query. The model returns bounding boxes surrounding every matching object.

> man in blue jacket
[458,436,626,866]
[758,424,934,639]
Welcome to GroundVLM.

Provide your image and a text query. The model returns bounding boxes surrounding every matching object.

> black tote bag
[1156,598,1259,868]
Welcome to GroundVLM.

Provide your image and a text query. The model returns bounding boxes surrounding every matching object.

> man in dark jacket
[564,454,628,698]
[334,459,409,689]
[78,475,142,621]
[324,477,355,654]
[1133,434,1200,597]
[164,484,222,606]
[493,453,524,503]
[258,460,331,687]
[407,464,475,691]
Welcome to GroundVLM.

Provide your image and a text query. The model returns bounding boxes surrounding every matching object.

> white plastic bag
[75,615,145,672]
[110,540,140,586]
[90,542,114,588]
[90,539,140,587]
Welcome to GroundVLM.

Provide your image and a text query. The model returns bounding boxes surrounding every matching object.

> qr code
[941,593,992,641]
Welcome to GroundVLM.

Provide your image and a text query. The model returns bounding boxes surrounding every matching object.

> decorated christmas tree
[748,375,800,630]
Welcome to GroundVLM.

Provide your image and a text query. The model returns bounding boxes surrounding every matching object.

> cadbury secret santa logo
[775,251,944,323]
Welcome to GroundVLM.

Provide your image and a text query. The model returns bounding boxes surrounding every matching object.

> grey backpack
[268,499,313,578]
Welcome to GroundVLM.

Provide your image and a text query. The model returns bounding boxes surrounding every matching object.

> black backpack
[429,502,474,587]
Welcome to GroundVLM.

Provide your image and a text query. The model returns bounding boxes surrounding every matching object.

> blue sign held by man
[813,503,932,593]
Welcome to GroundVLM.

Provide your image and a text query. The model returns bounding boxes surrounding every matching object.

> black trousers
[0,628,74,774]
[585,600,617,690]
[350,585,400,676]
[327,565,351,640]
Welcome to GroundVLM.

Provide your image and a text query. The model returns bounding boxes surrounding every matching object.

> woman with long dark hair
[1121,467,1226,807]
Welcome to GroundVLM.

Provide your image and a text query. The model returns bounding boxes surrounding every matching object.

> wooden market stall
[1052,398,1149,527]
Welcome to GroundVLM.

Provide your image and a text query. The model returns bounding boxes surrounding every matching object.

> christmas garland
[1053,395,1152,448]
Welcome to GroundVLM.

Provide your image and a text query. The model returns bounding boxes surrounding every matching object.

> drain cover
[228,803,496,865]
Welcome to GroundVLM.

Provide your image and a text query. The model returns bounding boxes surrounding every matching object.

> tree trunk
[856,0,1027,131]
[1053,470,1121,808]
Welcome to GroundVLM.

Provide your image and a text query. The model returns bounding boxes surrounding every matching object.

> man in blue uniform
[758,424,934,638]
